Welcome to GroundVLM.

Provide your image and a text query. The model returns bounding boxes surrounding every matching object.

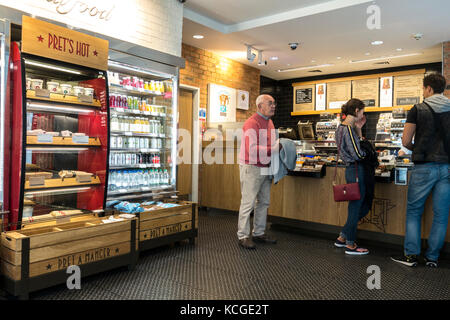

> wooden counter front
[200,145,449,244]
[270,168,450,243]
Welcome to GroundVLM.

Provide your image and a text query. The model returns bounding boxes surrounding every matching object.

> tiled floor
[9,208,450,300]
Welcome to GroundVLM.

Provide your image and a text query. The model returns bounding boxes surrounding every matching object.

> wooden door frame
[179,84,200,203]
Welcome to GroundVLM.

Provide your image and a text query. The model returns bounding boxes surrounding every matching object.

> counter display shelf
[26,90,102,108]
[110,200,197,252]
[0,216,137,299]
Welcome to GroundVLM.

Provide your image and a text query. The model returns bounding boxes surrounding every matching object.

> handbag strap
[334,125,359,184]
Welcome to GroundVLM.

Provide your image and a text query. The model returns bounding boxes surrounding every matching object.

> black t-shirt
[406,105,418,124]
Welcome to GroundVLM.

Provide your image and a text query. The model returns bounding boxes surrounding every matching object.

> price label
[37,134,53,143]
[125,132,132,136]
[116,108,124,113]
[141,187,150,191]
[79,95,93,103]
[72,135,89,144]
[29,176,45,186]
[35,88,50,98]
[132,110,140,114]
[139,164,146,168]
[138,88,144,92]
[119,189,127,193]
[143,111,150,115]
[141,149,148,153]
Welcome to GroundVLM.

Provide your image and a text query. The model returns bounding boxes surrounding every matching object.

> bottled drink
[143,170,149,187]
[116,170,123,189]
[164,169,169,185]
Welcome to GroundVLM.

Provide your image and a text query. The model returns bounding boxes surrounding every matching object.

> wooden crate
[0,217,137,298]
[135,201,198,250]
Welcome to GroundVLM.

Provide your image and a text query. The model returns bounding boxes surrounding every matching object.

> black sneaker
[424,257,438,268]
[252,234,277,244]
[391,254,418,267]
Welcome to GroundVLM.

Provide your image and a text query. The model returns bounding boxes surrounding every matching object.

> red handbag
[333,130,361,202]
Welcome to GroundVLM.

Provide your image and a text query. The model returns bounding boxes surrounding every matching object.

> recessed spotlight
[311,60,316,63]
[396,48,403,51]
[336,57,342,60]
[270,56,279,61]
[193,35,204,39]
[371,40,384,45]
[365,52,371,56]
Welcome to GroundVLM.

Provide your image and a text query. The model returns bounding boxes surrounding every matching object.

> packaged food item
[73,86,84,96]
[26,78,32,90]
[60,83,72,95]
[47,81,59,92]
[31,79,44,90]
[61,130,72,137]
[83,87,94,97]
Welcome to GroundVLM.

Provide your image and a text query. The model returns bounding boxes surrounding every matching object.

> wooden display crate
[0,217,137,299]
[132,200,198,251]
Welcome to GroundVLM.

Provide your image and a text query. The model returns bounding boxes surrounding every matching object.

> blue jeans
[340,162,374,245]
[404,163,450,261]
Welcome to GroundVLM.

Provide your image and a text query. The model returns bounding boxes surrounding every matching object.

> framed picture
[237,90,249,110]
[208,83,236,123]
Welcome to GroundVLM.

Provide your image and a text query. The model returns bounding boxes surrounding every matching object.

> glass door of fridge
[106,61,177,202]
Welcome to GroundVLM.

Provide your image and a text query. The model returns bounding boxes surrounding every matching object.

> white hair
[256,94,271,109]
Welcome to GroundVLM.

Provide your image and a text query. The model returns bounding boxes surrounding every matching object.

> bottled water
[138,170,144,187]
[155,169,160,185]
[149,169,154,187]
[164,169,169,185]
[116,170,122,189]
[143,170,149,187]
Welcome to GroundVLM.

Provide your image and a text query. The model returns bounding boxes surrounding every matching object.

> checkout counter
[270,112,450,250]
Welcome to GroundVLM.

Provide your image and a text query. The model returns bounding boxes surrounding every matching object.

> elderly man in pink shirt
[238,94,279,249]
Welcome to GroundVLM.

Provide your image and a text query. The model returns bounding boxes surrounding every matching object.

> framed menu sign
[293,85,315,111]
[380,76,393,107]
[327,81,351,109]
[352,78,379,107]
[394,74,424,106]
[315,83,327,111]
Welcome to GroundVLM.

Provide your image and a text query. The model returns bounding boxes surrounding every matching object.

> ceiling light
[278,64,334,72]
[336,57,342,60]
[365,52,371,56]
[349,52,422,64]
[396,48,403,51]
[270,56,279,61]
[371,40,384,45]
[311,60,316,63]
[193,35,204,39]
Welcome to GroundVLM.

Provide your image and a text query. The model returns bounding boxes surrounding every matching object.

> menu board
[327,81,351,109]
[315,83,327,111]
[352,78,379,107]
[379,76,393,107]
[293,85,315,112]
[394,74,424,106]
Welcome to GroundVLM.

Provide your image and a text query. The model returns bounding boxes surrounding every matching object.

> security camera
[289,42,299,50]
[412,33,423,40]
[178,0,186,3]
[258,60,268,66]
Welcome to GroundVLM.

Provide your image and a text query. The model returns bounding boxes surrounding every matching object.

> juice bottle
[144,82,149,90]
[150,80,156,92]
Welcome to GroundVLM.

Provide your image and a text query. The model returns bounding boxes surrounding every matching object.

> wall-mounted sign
[293,85,315,112]
[46,0,115,21]
[352,78,379,107]
[394,74,424,106]
[327,81,351,109]
[379,76,393,107]
[315,83,326,111]
[208,83,236,123]
[21,15,109,70]
[237,90,249,110]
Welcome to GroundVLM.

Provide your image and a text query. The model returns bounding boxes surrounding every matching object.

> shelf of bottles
[106,63,175,199]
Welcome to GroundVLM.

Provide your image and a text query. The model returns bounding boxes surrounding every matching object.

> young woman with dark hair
[334,98,375,255]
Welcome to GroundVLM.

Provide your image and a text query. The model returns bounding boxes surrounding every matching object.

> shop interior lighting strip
[108,60,168,78]
[278,64,334,72]
[24,186,91,196]
[27,101,95,114]
[27,147,89,152]
[24,60,82,75]
[349,53,422,63]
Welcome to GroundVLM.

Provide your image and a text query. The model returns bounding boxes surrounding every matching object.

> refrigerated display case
[8,43,109,230]
[106,59,177,202]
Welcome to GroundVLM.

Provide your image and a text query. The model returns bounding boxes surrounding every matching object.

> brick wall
[0,0,183,56]
[180,43,260,122]
[444,41,450,98]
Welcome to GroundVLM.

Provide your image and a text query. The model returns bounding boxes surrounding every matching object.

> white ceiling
[182,0,450,80]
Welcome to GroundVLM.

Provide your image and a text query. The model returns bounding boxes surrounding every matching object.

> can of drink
[111,136,117,149]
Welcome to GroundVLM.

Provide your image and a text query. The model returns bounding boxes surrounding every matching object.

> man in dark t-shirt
[391,73,450,268]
